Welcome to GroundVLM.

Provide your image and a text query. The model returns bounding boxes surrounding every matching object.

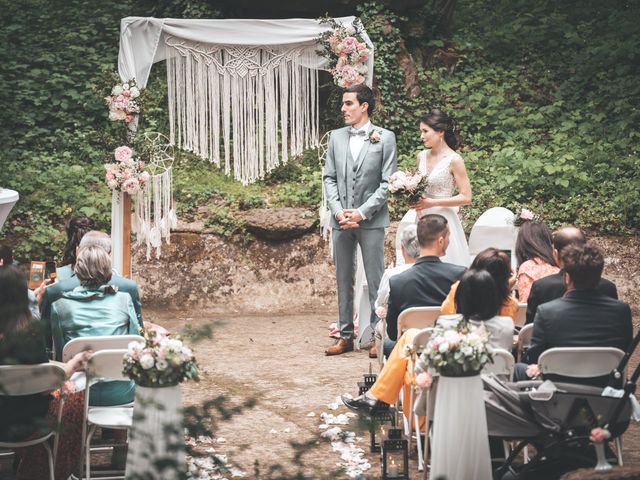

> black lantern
[369,407,396,453]
[381,427,409,479]
[358,363,378,396]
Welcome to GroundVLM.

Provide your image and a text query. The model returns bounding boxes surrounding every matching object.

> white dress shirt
[349,120,371,162]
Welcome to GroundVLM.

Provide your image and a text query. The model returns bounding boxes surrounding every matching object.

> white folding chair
[538,347,626,465]
[80,349,135,480]
[405,328,433,472]
[483,348,515,381]
[62,335,144,363]
[0,364,66,480]
[397,306,441,335]
[516,323,534,363]
[468,207,518,269]
[515,303,527,327]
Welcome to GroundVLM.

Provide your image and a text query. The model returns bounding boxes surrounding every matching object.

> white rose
[357,64,368,75]
[111,85,123,95]
[156,359,168,371]
[139,354,155,370]
[167,339,183,351]
[123,83,130,90]
[345,26,356,35]
[129,86,140,98]
[438,342,450,353]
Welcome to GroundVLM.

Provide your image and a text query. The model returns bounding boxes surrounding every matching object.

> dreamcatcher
[318,131,332,244]
[132,132,178,259]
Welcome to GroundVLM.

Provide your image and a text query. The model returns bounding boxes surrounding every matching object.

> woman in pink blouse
[515,220,559,302]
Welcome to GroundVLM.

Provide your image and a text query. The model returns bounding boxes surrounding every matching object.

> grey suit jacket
[322,125,397,229]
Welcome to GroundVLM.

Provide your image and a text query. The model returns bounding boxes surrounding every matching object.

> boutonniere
[367,128,382,143]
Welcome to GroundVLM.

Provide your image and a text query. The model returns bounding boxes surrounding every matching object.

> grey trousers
[332,227,385,340]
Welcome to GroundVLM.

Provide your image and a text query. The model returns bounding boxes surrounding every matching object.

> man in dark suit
[525,226,617,324]
[40,231,143,350]
[516,242,632,382]
[383,213,465,355]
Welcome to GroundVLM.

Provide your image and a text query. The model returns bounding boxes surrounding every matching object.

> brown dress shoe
[325,338,354,356]
[368,345,378,358]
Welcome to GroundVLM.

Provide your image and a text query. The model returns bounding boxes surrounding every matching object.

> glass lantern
[381,428,409,479]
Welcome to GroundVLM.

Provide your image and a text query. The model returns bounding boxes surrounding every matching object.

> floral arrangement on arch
[388,170,429,204]
[123,330,199,387]
[317,17,371,88]
[512,207,541,227]
[417,322,494,377]
[104,145,150,195]
[104,78,143,126]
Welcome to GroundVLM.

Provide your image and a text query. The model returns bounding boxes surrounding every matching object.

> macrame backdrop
[113,16,374,272]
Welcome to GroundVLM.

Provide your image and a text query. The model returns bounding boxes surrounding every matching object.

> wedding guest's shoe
[325,338,354,356]
[368,345,378,358]
[342,394,388,415]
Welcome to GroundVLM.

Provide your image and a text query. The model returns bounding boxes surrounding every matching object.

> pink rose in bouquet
[388,170,429,203]
[342,36,358,53]
[340,65,360,86]
[520,209,534,221]
[122,177,140,194]
[590,427,611,443]
[415,372,433,389]
[114,146,133,162]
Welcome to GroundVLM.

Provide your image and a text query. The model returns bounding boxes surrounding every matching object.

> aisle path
[148,308,378,478]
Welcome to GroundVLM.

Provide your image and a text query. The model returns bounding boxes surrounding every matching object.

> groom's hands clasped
[337,209,362,229]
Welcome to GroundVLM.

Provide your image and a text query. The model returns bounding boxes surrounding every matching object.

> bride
[396,109,472,267]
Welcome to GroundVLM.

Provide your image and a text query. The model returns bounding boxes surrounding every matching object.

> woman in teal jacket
[51,245,141,406]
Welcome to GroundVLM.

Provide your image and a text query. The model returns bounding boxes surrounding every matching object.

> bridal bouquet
[104,145,150,194]
[104,78,143,125]
[123,330,199,387]
[317,17,371,88]
[417,321,494,377]
[388,170,429,204]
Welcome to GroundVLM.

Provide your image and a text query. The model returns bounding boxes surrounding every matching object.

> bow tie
[349,128,367,137]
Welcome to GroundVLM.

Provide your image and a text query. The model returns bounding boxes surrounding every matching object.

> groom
[323,84,397,356]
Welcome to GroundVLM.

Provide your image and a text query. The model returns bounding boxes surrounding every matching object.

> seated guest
[51,246,141,406]
[441,247,518,320]
[383,214,465,356]
[40,231,144,347]
[56,215,97,281]
[371,224,420,358]
[515,218,559,302]
[343,268,513,415]
[0,266,89,479]
[516,242,632,383]
[0,244,41,321]
[525,226,617,324]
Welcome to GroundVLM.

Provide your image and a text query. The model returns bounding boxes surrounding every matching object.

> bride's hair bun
[420,109,460,150]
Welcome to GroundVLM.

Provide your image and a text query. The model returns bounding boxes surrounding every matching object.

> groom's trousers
[332,227,385,341]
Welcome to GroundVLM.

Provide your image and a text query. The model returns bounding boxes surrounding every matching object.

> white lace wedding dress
[395,150,470,267]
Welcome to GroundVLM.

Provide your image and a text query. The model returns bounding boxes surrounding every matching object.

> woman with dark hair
[56,215,97,281]
[0,266,89,479]
[441,247,518,319]
[399,109,472,267]
[515,220,559,302]
[437,269,514,351]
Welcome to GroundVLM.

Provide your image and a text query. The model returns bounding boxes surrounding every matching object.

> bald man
[525,226,617,324]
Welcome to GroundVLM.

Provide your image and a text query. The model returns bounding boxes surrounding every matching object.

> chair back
[398,307,441,334]
[516,323,534,362]
[86,349,130,385]
[483,348,515,380]
[411,328,434,354]
[538,347,625,379]
[515,303,527,327]
[468,207,517,269]
[0,364,66,396]
[63,335,144,362]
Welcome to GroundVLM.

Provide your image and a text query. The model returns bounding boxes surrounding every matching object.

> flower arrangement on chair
[417,322,494,377]
[104,145,150,195]
[123,330,199,387]
[317,17,371,88]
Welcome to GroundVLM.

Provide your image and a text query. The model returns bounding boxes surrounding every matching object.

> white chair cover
[468,207,517,269]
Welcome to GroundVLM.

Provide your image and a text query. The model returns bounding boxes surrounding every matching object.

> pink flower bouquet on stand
[104,79,143,127]
[104,145,150,195]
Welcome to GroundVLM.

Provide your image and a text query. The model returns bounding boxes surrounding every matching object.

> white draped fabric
[0,188,19,232]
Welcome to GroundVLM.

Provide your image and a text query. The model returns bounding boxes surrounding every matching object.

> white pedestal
[430,374,492,480]
[125,385,185,479]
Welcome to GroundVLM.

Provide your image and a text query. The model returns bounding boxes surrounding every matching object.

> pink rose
[336,55,348,70]
[342,36,358,53]
[122,178,140,194]
[369,131,381,143]
[357,42,368,52]
[122,90,130,97]
[415,372,433,389]
[375,306,387,319]
[124,114,135,123]
[443,329,461,347]
[106,172,115,181]
[520,208,534,220]
[114,146,133,162]
[341,65,360,85]
[590,427,611,443]
[328,35,340,49]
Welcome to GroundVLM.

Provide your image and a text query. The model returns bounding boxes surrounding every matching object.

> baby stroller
[484,335,640,479]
